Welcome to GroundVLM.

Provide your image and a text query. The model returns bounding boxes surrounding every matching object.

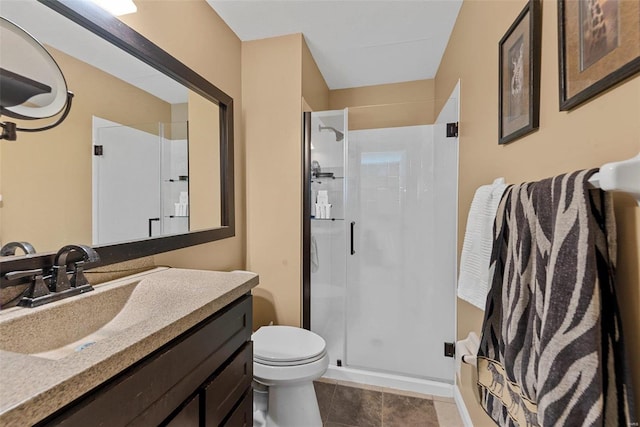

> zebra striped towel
[477,169,636,426]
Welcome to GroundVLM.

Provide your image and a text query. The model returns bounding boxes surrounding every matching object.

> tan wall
[435,0,640,424]
[170,103,188,140]
[302,40,330,112]
[244,35,328,329]
[329,79,435,129]
[0,47,171,253]
[188,93,221,230]
[243,34,304,329]
[120,1,246,272]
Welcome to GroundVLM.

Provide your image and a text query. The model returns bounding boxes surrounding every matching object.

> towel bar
[587,152,640,206]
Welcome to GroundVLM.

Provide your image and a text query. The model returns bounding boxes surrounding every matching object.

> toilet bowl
[252,326,329,427]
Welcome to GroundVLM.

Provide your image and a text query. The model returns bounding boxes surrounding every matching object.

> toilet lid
[252,326,326,364]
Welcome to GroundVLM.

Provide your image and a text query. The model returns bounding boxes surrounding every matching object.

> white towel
[457,178,507,309]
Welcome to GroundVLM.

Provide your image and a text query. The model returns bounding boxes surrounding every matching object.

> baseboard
[454,385,474,427]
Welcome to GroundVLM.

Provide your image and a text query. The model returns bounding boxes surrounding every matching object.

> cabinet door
[165,395,200,427]
[204,343,252,426]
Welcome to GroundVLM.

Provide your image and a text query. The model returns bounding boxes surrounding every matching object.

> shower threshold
[321,365,454,398]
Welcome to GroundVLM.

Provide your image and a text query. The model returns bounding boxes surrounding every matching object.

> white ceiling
[206,0,463,90]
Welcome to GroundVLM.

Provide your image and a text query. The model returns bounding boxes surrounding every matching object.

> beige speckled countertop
[0,267,259,426]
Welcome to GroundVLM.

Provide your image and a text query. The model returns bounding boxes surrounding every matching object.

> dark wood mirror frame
[1,0,235,274]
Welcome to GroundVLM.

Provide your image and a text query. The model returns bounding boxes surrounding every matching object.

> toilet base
[253,383,268,427]
[264,382,322,427]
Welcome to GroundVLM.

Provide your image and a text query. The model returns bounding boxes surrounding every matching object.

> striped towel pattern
[477,169,636,426]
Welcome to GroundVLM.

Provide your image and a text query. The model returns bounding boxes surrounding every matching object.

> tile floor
[313,379,464,427]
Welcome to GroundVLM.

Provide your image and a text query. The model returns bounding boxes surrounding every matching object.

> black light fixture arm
[0,91,74,141]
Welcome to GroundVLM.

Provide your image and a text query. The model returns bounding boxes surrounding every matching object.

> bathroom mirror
[1,0,234,272]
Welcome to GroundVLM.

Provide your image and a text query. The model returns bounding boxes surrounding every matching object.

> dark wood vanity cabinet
[40,295,253,427]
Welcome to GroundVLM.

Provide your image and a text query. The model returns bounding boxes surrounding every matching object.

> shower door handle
[148,217,160,237]
[350,221,356,255]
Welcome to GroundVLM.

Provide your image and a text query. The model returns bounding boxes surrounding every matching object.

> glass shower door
[345,125,454,382]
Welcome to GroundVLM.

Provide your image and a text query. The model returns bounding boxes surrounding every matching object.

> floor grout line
[381,391,385,427]
[325,382,338,423]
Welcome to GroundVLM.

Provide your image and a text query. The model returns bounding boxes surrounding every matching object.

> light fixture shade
[90,0,137,16]
[0,17,68,120]
[0,68,52,108]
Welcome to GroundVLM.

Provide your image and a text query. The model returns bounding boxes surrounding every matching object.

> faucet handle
[3,268,42,281]
[28,271,50,299]
[70,261,90,288]
[3,268,50,299]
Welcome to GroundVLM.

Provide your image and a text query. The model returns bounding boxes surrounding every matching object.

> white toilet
[252,325,329,427]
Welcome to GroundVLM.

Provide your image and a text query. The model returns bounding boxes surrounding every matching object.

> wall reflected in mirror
[0,0,221,254]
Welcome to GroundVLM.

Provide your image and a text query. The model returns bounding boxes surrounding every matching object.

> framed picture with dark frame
[558,0,640,111]
[499,0,542,145]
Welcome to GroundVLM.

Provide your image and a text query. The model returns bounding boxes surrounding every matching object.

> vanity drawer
[204,342,253,426]
[42,295,252,427]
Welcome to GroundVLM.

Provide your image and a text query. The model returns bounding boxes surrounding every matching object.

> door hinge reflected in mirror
[94,145,103,156]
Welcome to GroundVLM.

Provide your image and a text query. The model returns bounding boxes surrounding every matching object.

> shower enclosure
[92,117,189,245]
[303,106,458,395]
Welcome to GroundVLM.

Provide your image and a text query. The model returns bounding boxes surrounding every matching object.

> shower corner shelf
[164,177,189,183]
[311,176,343,183]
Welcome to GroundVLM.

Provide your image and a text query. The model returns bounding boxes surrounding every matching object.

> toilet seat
[253,326,326,366]
[255,351,326,366]
[253,352,329,385]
